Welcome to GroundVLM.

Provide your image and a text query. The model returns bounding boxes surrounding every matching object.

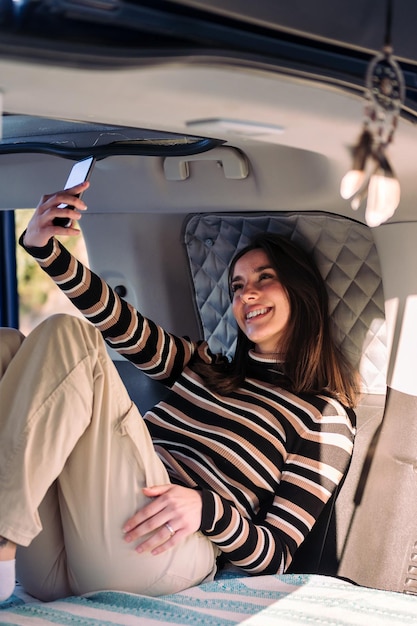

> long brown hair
[193,233,360,408]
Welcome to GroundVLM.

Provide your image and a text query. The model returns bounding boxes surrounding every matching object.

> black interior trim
[0,138,224,159]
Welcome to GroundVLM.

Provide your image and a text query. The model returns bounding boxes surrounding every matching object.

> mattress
[2,573,417,625]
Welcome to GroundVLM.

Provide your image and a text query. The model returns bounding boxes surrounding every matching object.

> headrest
[184,212,387,395]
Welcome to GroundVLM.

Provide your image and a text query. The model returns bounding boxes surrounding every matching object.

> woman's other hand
[23,182,89,248]
[123,484,203,556]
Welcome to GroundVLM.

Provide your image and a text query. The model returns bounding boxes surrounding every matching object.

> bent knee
[0,327,26,377]
[0,326,25,347]
[40,313,89,331]
[38,314,100,341]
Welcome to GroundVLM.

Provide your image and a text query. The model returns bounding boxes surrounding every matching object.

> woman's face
[231,248,291,354]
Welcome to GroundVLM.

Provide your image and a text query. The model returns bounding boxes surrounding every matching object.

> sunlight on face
[231,249,291,354]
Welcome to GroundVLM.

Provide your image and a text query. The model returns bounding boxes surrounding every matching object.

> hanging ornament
[340,0,405,226]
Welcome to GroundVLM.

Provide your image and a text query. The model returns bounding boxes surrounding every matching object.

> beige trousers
[0,315,217,601]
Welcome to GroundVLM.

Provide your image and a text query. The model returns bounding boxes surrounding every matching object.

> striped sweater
[22,235,356,575]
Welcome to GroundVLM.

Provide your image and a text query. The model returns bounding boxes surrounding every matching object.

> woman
[0,182,358,602]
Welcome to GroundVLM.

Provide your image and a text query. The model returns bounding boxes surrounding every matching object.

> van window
[15,209,89,335]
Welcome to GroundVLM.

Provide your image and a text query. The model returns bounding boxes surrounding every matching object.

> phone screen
[53,156,95,227]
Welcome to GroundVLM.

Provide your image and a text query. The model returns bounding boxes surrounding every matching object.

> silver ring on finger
[165,522,175,538]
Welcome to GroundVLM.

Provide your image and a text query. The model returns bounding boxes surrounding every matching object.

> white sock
[0,559,16,602]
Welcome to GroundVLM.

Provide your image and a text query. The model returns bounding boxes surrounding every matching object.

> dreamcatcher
[340,0,405,226]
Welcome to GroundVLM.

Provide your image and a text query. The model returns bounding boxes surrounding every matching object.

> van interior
[0,1,417,624]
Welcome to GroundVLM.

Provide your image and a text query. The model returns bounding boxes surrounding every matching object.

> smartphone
[53,156,95,227]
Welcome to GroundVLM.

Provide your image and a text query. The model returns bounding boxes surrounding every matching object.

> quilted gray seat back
[184,212,387,395]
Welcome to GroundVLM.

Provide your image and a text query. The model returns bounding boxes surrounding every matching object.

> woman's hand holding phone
[23,182,90,248]
[23,156,95,248]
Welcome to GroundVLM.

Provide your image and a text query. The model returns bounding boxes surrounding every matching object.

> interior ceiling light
[186,119,285,142]
[340,0,405,227]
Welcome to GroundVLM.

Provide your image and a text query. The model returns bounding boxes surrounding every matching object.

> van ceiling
[1,1,417,224]
[1,1,416,103]
[1,0,416,145]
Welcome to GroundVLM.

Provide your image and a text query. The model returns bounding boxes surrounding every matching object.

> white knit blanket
[1,574,417,625]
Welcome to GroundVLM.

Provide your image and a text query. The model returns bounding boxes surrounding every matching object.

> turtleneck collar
[246,350,288,386]
[248,350,286,364]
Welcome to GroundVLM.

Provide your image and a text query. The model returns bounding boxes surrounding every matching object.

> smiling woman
[230,248,291,353]
[1,1,417,618]
[193,232,359,407]
[0,193,357,602]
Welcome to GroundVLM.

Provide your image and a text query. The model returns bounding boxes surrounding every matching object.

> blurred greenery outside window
[15,209,89,335]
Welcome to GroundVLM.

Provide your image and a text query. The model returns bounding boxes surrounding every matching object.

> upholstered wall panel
[184,212,387,395]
